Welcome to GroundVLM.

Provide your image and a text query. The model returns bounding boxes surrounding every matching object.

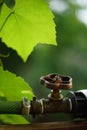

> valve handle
[40,73,72,90]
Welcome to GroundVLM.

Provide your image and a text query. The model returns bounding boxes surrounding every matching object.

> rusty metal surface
[0,120,87,130]
[40,73,72,90]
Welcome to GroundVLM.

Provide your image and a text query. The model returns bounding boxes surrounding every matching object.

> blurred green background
[0,0,87,122]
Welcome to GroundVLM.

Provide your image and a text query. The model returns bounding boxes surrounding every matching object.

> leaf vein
[0,11,14,32]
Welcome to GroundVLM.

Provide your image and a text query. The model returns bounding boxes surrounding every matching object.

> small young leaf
[0,0,57,61]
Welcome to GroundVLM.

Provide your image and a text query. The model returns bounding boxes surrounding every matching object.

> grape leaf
[0,67,34,100]
[0,115,30,124]
[0,0,57,62]
[0,66,34,124]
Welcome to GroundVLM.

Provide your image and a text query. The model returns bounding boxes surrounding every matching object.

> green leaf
[0,67,34,101]
[0,0,57,61]
[0,115,30,124]
[0,66,34,124]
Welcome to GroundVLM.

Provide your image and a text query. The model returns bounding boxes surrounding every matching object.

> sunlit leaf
[0,115,29,124]
[0,67,34,100]
[0,66,34,124]
[0,0,57,61]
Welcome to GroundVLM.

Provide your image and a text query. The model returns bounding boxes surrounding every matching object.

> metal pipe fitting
[29,97,72,117]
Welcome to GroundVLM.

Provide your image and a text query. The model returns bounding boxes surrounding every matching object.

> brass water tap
[40,73,72,100]
[29,74,73,117]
